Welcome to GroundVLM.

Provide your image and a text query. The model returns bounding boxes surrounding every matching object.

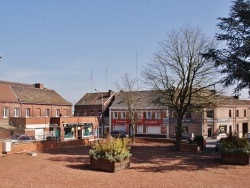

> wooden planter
[221,153,250,165]
[90,157,130,172]
[179,143,201,152]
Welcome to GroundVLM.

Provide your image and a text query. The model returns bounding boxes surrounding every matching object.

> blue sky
[0,0,235,104]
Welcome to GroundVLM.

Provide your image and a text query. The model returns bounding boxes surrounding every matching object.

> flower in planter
[89,138,132,162]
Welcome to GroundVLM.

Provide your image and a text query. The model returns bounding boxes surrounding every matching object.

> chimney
[34,83,44,89]
[233,95,239,99]
[109,90,112,97]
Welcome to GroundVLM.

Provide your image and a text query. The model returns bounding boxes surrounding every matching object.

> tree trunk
[132,124,136,143]
[176,117,183,149]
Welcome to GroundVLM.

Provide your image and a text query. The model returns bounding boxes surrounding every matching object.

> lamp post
[94,89,104,138]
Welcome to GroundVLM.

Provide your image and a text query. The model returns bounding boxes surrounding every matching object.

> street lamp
[94,89,104,137]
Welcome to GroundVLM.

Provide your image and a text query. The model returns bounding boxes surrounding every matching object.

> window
[146,111,152,119]
[137,112,144,119]
[25,108,30,117]
[3,107,8,118]
[113,112,118,119]
[236,124,239,132]
[207,110,213,118]
[236,110,239,117]
[229,110,232,118]
[244,110,247,117]
[121,112,126,119]
[14,108,20,117]
[56,109,60,117]
[155,111,161,119]
[45,109,50,117]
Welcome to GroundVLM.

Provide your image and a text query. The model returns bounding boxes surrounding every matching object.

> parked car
[8,134,36,143]
[215,138,227,152]
[110,130,127,138]
[181,134,191,141]
[244,132,250,141]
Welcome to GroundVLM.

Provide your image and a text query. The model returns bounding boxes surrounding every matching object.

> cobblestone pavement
[0,142,250,188]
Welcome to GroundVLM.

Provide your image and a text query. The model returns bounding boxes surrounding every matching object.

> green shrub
[222,136,250,154]
[89,138,132,162]
[193,135,204,146]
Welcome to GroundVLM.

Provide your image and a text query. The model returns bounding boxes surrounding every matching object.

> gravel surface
[1,142,250,188]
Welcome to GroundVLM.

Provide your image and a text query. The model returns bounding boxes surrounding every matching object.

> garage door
[147,126,161,134]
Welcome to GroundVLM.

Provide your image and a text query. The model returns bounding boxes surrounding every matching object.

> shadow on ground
[42,143,239,173]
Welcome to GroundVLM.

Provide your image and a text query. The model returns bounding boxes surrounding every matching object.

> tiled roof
[0,80,34,88]
[75,91,115,106]
[214,95,250,106]
[11,85,71,105]
[0,80,71,105]
[110,90,161,109]
[110,90,250,109]
[0,84,19,102]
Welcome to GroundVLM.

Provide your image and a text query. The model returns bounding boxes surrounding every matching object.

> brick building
[109,90,250,139]
[74,90,115,135]
[109,90,169,137]
[203,96,250,139]
[0,81,72,139]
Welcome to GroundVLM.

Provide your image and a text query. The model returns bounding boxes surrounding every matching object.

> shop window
[83,125,92,136]
[175,127,188,135]
[64,127,74,138]
[219,125,227,134]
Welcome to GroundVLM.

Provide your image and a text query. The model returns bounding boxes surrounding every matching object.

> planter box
[180,143,201,152]
[90,157,130,172]
[221,153,250,165]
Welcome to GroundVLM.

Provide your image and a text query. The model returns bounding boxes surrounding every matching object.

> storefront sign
[112,119,162,126]
[112,119,130,123]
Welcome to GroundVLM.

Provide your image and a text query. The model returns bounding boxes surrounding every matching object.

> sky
[0,0,240,104]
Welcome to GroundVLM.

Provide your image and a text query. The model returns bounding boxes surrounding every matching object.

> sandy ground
[0,142,250,188]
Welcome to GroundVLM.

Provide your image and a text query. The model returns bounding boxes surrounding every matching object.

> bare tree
[114,73,138,143]
[142,25,221,147]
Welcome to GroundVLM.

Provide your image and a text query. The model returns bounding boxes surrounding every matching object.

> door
[242,123,248,137]
[208,127,212,137]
